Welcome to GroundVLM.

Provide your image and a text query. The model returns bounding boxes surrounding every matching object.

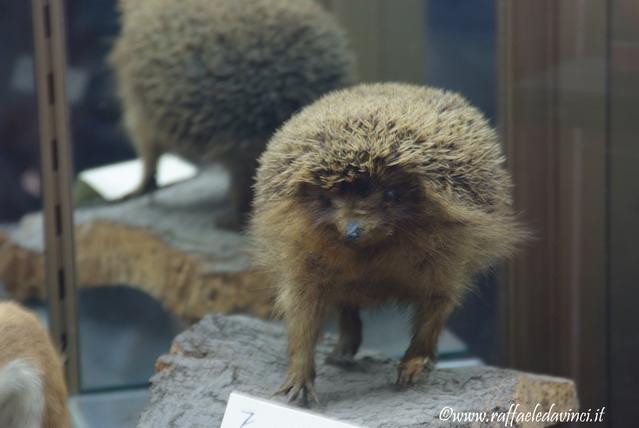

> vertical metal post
[31,0,80,394]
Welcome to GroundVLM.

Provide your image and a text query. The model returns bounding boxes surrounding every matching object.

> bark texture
[139,314,578,428]
[0,168,273,322]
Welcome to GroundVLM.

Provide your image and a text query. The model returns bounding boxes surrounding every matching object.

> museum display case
[0,1,636,427]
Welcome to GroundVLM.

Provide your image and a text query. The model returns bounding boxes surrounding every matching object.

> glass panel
[15,0,637,425]
[64,0,496,400]
[318,1,497,365]
[0,2,47,318]
[608,0,639,421]
[63,3,185,394]
[0,1,60,414]
[425,0,498,364]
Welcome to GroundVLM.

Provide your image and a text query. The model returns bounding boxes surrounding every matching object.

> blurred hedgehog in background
[110,0,355,227]
[250,83,527,405]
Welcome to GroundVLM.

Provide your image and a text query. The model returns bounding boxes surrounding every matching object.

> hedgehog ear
[297,179,328,200]
[297,182,314,197]
[287,168,317,197]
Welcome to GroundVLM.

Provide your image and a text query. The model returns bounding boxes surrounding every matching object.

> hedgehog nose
[346,221,362,241]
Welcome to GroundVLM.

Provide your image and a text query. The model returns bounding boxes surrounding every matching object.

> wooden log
[0,167,273,322]
[139,314,579,427]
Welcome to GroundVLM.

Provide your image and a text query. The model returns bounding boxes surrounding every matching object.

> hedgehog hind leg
[115,100,163,202]
[325,306,363,369]
[217,155,259,230]
[117,144,160,201]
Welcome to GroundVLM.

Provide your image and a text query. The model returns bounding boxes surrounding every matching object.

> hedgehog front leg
[326,306,362,367]
[220,156,258,229]
[397,296,456,386]
[229,160,256,224]
[275,290,327,406]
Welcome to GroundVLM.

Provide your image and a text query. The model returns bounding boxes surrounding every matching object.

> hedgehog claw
[273,378,320,407]
[396,356,432,387]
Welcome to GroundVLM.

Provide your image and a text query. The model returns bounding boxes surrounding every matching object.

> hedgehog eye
[319,194,332,208]
[354,180,371,197]
[383,189,399,203]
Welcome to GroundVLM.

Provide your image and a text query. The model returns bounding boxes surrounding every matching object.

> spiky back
[255,83,512,216]
[111,0,355,155]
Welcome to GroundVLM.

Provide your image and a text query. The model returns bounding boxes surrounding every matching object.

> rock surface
[0,168,273,322]
[138,314,578,428]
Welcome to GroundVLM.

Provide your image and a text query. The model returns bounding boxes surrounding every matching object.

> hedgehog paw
[117,179,158,202]
[396,356,433,387]
[273,375,320,407]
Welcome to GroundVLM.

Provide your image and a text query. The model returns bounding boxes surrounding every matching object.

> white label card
[220,392,364,428]
[78,154,197,201]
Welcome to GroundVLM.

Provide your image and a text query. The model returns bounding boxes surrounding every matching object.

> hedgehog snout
[345,220,363,241]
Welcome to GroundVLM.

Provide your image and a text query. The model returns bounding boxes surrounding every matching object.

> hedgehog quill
[250,83,527,405]
[110,0,354,227]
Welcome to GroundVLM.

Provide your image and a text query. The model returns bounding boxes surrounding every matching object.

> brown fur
[110,0,355,227]
[249,83,527,404]
[0,302,70,428]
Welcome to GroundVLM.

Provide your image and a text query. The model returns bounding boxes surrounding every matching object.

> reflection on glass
[0,0,53,415]
[62,4,186,396]
[0,1,47,315]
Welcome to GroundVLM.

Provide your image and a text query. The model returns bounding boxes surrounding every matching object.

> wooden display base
[0,167,273,322]
[139,314,579,428]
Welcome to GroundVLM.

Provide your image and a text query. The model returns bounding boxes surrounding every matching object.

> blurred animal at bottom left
[0,301,70,428]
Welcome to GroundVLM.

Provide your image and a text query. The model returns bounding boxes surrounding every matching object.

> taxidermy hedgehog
[0,302,70,428]
[110,0,355,227]
[250,83,527,405]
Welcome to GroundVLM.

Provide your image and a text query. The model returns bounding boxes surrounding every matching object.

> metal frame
[31,0,79,394]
